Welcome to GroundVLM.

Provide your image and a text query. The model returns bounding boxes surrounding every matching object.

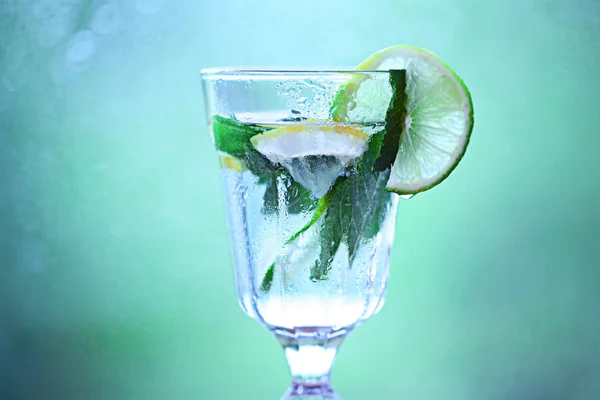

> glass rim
[200,67,389,78]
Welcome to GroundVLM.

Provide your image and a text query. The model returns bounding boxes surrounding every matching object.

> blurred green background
[1,0,599,399]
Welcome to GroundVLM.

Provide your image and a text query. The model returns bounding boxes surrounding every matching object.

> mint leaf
[374,69,408,171]
[259,177,343,291]
[311,177,349,281]
[311,129,392,280]
[212,115,268,158]
[260,263,275,292]
[261,173,314,215]
[261,178,279,214]
[345,142,392,264]
[212,115,276,177]
[245,149,276,177]
[286,178,314,214]
[258,69,407,289]
[311,69,407,280]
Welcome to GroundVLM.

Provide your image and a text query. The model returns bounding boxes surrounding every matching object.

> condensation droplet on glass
[399,194,415,200]
[298,97,308,105]
[91,2,121,35]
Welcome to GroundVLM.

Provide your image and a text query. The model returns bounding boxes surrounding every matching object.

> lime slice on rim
[338,45,474,194]
[250,125,368,197]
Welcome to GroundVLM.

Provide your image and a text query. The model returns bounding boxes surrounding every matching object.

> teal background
[1,0,600,399]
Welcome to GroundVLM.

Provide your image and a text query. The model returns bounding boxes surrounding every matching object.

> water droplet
[298,96,308,105]
[399,194,415,200]
[314,93,324,105]
[91,2,121,35]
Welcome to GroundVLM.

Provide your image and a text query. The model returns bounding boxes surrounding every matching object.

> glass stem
[275,327,348,397]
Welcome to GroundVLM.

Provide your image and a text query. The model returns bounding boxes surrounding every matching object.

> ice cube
[283,155,344,197]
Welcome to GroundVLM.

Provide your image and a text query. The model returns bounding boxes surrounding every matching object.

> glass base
[280,383,342,400]
[275,327,348,400]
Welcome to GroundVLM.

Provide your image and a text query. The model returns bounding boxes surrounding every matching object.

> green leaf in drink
[212,115,276,177]
[261,173,314,215]
[259,69,408,287]
[373,69,407,172]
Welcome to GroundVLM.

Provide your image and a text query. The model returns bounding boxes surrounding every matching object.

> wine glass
[201,69,398,399]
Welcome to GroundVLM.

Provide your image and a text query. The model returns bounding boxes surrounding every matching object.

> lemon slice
[250,125,368,197]
[218,151,245,172]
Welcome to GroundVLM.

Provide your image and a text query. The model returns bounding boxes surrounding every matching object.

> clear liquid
[218,117,398,330]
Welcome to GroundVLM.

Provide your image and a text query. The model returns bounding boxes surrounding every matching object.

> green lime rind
[387,65,473,195]
[387,70,473,193]
[373,69,407,172]
[359,45,473,195]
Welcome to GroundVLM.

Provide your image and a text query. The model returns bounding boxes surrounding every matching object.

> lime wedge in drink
[250,125,368,197]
